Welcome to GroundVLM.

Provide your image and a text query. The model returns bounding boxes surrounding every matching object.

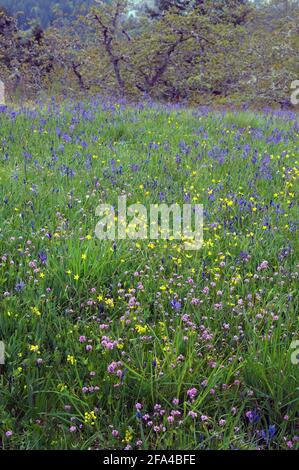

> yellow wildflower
[67,355,76,365]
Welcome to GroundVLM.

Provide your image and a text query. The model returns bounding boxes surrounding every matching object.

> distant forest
[1,1,296,29]
[0,0,95,28]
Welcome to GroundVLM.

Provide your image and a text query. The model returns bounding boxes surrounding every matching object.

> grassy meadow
[0,100,298,450]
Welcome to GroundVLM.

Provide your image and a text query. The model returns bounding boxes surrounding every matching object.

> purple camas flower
[38,251,47,265]
[261,424,276,442]
[170,299,181,310]
[23,152,32,159]
[15,280,26,292]
[245,409,259,424]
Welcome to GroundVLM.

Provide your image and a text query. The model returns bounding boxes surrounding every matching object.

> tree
[84,0,132,96]
[0,7,53,96]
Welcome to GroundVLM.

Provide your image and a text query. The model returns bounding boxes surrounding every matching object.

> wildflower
[84,411,97,425]
[170,299,181,310]
[73,274,79,281]
[245,409,259,424]
[38,251,47,265]
[124,429,133,443]
[105,298,114,308]
[5,431,13,438]
[31,306,41,317]
[135,324,148,334]
[107,362,117,374]
[67,355,76,365]
[258,260,269,271]
[57,383,67,392]
[187,388,198,399]
[268,425,276,439]
[15,281,26,292]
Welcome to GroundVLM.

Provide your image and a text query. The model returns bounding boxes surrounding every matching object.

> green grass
[0,101,298,450]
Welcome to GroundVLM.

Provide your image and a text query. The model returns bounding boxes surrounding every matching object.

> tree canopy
[0,1,298,106]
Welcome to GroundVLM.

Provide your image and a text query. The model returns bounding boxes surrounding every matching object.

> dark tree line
[0,0,94,28]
